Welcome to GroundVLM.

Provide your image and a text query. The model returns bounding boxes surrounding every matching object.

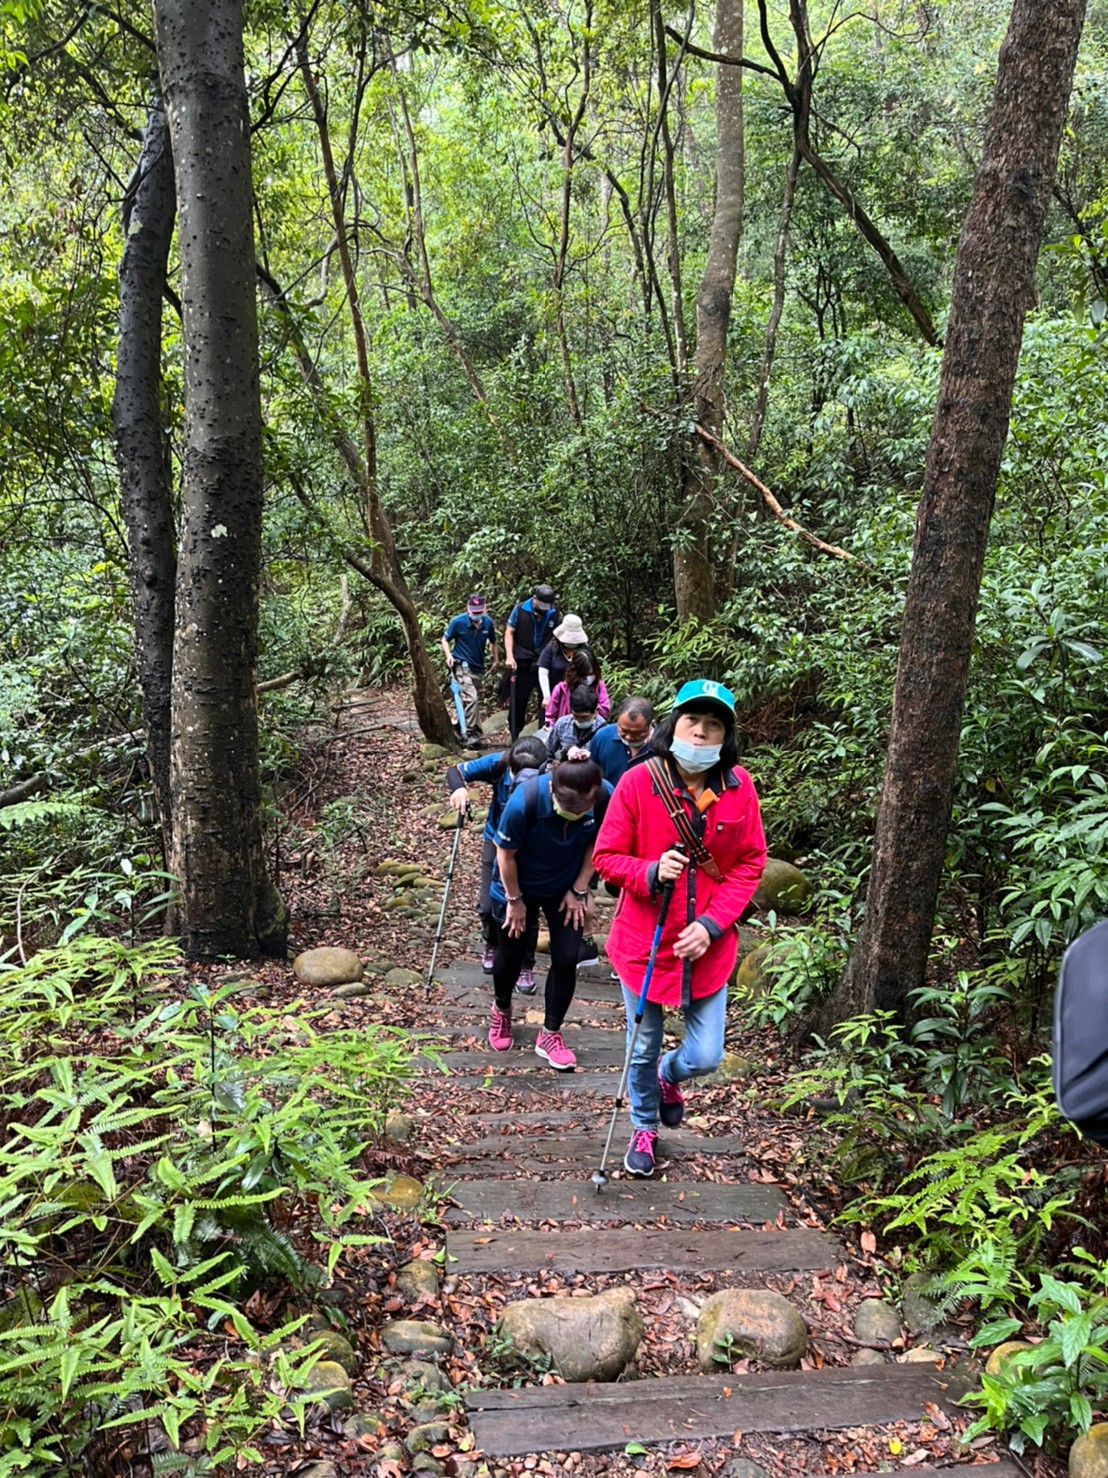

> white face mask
[670,736,721,773]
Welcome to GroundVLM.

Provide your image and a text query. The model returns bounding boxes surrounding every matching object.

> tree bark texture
[113,100,177,859]
[674,0,743,625]
[830,0,1086,1025]
[155,0,286,959]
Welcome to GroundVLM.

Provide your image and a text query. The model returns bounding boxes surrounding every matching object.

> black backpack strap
[523,777,541,833]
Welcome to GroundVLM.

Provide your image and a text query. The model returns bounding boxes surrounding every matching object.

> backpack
[1053,919,1108,1145]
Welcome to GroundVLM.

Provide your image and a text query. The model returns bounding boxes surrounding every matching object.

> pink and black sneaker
[535,1029,576,1071]
[658,1067,685,1128]
[624,1128,658,1177]
[488,1006,513,1052]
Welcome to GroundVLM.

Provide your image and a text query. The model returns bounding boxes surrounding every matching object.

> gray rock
[733,946,773,999]
[343,1412,383,1438]
[385,1111,415,1145]
[296,1360,354,1410]
[851,1347,886,1367]
[852,1298,901,1345]
[292,947,365,987]
[902,1345,941,1363]
[406,1420,450,1454]
[700,1051,751,1087]
[296,1465,338,1478]
[1069,1424,1108,1478]
[304,1329,358,1375]
[496,1286,643,1383]
[385,967,424,990]
[332,982,371,999]
[412,1459,446,1477]
[381,1320,452,1356]
[380,1442,407,1463]
[395,1359,452,1395]
[397,1258,441,1301]
[724,1462,772,1478]
[697,1288,807,1371]
[372,1173,425,1211]
[437,810,460,828]
[752,859,812,915]
[422,743,451,760]
[901,1271,944,1334]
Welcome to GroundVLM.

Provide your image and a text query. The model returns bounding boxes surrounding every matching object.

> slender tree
[825,0,1087,1026]
[154,0,286,958]
[674,0,743,625]
[113,98,177,859]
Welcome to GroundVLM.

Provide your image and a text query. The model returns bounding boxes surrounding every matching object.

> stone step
[464,1361,969,1457]
[446,1225,840,1274]
[442,1177,788,1225]
[442,966,624,1003]
[443,1129,747,1163]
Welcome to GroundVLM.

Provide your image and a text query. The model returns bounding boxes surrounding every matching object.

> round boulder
[985,1339,1034,1376]
[397,1258,441,1302]
[697,1288,807,1370]
[1070,1425,1108,1478]
[752,859,812,915]
[372,1173,425,1211]
[495,1286,643,1383]
[305,1329,358,1376]
[381,1320,452,1357]
[296,1359,354,1411]
[384,967,424,990]
[293,947,364,987]
[853,1299,901,1345]
[733,946,773,999]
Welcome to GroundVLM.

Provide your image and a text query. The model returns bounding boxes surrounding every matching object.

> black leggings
[509,663,542,740]
[492,895,582,1031]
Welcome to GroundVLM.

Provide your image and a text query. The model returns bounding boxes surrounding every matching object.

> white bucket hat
[553,614,588,645]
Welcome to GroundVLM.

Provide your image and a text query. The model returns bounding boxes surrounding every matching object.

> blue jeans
[619,983,728,1130]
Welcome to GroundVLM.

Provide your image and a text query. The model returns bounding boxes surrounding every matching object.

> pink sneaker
[658,1067,685,1127]
[535,1029,576,1072]
[488,1006,513,1052]
[517,968,537,996]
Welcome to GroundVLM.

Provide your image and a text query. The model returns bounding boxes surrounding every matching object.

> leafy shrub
[963,1252,1108,1453]
[0,936,420,1473]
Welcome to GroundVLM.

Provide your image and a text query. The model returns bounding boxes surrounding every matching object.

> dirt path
[246,693,1013,1478]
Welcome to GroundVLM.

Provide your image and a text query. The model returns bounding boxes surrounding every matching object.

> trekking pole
[449,667,468,740]
[426,805,467,995]
[591,869,679,1192]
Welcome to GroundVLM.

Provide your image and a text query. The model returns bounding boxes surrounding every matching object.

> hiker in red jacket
[592,680,766,1178]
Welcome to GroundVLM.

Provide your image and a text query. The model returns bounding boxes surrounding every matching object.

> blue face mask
[670,736,721,773]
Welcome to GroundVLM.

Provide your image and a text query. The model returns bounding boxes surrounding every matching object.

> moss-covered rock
[752,859,812,915]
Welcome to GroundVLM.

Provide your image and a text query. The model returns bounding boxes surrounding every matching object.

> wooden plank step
[416,1071,621,1095]
[808,1469,1020,1478]
[446,1130,747,1161]
[421,1043,622,1071]
[446,1225,839,1274]
[442,1178,787,1224]
[465,1362,968,1457]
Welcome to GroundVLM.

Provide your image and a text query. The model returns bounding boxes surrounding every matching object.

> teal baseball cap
[672,679,736,721]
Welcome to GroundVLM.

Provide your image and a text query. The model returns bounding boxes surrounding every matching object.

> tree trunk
[674,0,743,625]
[824,0,1086,1028]
[155,0,287,960]
[113,99,177,859]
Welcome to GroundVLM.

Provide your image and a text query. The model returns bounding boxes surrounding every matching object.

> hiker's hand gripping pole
[591,861,681,1191]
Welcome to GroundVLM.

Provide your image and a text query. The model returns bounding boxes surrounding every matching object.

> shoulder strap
[523,777,541,833]
[645,757,722,882]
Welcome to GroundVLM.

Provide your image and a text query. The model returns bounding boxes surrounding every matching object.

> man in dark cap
[442,593,497,740]
[503,583,558,740]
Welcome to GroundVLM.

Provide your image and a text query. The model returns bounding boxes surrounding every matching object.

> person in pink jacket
[544,650,611,725]
[592,679,766,1178]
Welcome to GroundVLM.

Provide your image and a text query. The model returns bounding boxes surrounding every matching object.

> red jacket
[592,758,766,1007]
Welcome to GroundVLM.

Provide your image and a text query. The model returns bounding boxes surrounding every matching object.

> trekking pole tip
[590,1169,608,1192]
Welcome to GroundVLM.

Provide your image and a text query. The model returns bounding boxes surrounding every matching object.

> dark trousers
[492,895,581,1031]
[509,663,542,740]
[479,837,536,966]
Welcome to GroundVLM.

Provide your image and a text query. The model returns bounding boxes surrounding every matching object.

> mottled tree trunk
[155,0,286,959]
[825,0,1086,1027]
[674,0,742,625]
[113,100,177,860]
